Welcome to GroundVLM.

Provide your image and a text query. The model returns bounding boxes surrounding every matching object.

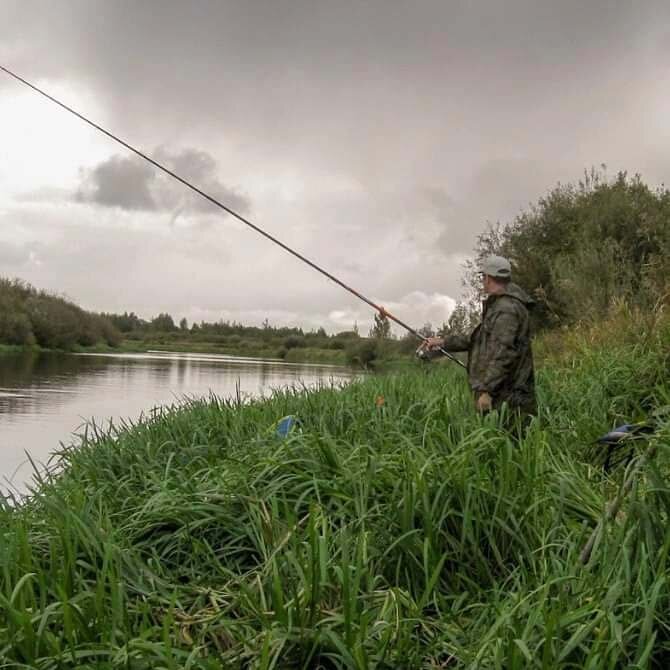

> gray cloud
[153,147,251,221]
[77,155,155,210]
[76,148,250,219]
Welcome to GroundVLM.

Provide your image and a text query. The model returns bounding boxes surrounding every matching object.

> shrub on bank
[284,334,307,349]
[345,338,386,367]
[0,278,121,350]
[465,170,670,329]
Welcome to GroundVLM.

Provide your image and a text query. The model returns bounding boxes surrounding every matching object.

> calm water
[0,351,355,496]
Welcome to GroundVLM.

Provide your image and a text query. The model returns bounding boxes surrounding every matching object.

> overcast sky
[2,1,669,334]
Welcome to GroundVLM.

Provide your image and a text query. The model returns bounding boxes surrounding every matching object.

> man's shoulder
[490,294,527,317]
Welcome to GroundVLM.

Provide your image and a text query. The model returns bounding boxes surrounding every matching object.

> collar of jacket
[482,282,534,313]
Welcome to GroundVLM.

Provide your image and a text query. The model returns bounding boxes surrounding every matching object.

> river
[0,350,356,497]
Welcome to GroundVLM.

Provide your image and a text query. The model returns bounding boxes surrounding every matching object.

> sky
[2,0,669,334]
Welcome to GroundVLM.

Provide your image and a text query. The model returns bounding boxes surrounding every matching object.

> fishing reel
[415,345,430,360]
[415,343,440,361]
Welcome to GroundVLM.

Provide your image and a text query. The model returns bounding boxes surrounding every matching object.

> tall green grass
[1,313,669,668]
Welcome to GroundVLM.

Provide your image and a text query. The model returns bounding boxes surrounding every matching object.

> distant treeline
[102,310,375,362]
[106,311,324,340]
[101,309,438,366]
[0,279,121,350]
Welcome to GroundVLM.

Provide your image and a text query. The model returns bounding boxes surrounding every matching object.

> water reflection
[0,351,355,495]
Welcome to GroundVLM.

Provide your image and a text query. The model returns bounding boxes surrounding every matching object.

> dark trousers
[478,392,536,439]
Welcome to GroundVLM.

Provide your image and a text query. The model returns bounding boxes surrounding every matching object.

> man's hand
[422,337,444,351]
[476,392,492,413]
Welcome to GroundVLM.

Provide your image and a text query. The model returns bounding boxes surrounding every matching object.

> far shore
[0,340,352,366]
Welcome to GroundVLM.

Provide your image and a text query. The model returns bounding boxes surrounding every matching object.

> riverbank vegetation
[1,304,669,668]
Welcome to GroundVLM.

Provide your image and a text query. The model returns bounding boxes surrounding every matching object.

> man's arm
[441,334,471,352]
[423,333,470,353]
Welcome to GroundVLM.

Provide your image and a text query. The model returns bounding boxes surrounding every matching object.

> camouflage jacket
[443,283,536,412]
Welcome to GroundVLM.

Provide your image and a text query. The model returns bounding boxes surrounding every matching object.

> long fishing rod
[0,64,465,369]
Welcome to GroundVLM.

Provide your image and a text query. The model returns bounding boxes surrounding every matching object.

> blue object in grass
[597,423,654,445]
[275,415,300,438]
[596,421,655,473]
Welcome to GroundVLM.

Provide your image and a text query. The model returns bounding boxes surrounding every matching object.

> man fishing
[0,66,528,406]
[420,255,536,428]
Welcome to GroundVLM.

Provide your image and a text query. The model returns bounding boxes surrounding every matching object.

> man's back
[424,256,537,423]
[468,282,535,415]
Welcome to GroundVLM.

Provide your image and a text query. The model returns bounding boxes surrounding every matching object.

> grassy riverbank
[0,343,40,355]
[1,308,669,668]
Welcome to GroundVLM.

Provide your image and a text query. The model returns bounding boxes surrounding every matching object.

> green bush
[25,296,81,350]
[0,278,121,350]
[346,338,379,367]
[466,170,670,329]
[284,335,306,349]
[0,311,34,345]
[100,318,122,347]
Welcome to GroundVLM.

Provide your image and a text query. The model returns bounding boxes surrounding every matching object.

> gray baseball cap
[480,255,512,279]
